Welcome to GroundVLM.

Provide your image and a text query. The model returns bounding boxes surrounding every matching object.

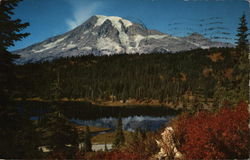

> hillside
[16,47,247,110]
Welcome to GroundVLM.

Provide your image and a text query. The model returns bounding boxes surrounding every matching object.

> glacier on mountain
[13,15,233,64]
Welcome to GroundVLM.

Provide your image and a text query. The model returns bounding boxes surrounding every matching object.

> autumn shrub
[172,102,249,159]
[46,151,67,160]
[126,131,160,159]
[170,112,191,148]
[84,150,141,160]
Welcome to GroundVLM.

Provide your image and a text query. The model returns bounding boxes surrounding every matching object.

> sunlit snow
[96,37,123,54]
[95,15,133,28]
[32,36,67,53]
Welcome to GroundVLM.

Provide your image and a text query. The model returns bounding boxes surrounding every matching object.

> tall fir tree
[0,106,41,158]
[38,112,78,153]
[104,141,108,152]
[50,72,61,101]
[0,0,40,158]
[235,14,249,102]
[113,117,125,148]
[84,126,92,152]
[236,14,249,52]
[214,14,249,105]
[50,72,63,115]
[0,0,29,103]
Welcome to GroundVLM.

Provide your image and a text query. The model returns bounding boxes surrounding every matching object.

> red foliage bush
[46,151,67,160]
[126,131,160,159]
[84,150,141,160]
[173,102,249,159]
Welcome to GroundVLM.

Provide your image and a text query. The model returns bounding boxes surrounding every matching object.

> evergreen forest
[16,46,248,110]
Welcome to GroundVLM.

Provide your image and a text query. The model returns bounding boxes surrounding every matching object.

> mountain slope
[13,15,233,64]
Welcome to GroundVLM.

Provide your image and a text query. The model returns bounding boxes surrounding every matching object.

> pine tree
[84,126,92,152]
[236,14,249,52]
[113,117,125,148]
[0,0,30,103]
[131,128,144,144]
[234,13,249,102]
[213,15,249,105]
[50,72,61,101]
[38,112,78,152]
[104,141,108,152]
[50,72,63,115]
[0,0,38,158]
[0,106,41,158]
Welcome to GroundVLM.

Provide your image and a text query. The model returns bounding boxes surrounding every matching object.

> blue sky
[9,0,250,51]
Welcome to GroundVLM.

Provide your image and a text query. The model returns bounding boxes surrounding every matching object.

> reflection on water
[15,101,180,131]
[71,115,174,131]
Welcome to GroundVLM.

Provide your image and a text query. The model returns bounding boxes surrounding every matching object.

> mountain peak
[13,15,233,64]
[94,15,133,28]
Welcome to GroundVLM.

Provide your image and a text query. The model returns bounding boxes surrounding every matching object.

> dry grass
[75,125,110,133]
[92,131,132,144]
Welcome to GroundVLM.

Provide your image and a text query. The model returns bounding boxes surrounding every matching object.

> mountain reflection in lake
[15,101,180,131]
[71,115,174,131]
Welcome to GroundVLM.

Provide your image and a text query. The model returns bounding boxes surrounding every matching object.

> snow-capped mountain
[13,15,233,64]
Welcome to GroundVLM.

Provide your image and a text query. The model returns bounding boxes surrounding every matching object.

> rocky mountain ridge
[13,15,233,64]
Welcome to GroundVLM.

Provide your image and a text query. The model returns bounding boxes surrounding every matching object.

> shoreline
[13,97,181,110]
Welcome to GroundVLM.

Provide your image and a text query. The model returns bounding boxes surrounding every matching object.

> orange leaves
[207,52,224,62]
[173,102,249,159]
[170,72,188,82]
[202,68,213,77]
[224,68,234,79]
[180,72,187,82]
[159,74,165,81]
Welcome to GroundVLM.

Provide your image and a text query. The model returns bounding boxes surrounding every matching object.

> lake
[71,115,174,131]
[15,101,180,131]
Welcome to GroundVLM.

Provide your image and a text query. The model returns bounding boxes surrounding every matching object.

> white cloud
[66,1,102,30]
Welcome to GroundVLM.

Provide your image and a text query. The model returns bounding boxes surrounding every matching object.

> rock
[154,127,183,160]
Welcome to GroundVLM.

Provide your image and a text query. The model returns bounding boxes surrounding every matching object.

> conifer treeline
[16,47,246,105]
